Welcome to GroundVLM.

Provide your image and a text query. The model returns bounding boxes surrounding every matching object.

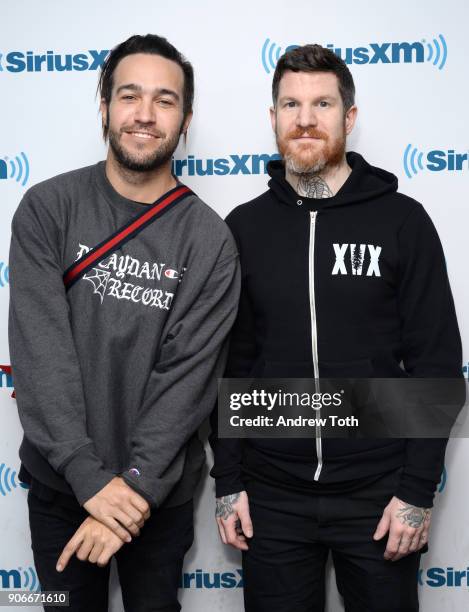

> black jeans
[243,468,425,612]
[27,482,193,612]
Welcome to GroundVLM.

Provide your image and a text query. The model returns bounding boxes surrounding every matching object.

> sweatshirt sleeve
[121,244,240,507]
[8,190,115,505]
[394,203,463,508]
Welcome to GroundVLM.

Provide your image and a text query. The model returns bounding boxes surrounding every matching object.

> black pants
[27,483,193,612]
[243,469,424,612]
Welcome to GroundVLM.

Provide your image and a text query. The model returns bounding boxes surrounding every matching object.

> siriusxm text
[172,154,280,177]
[0,50,108,73]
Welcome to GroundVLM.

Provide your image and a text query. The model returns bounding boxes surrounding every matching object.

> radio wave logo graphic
[423,34,448,70]
[20,566,40,591]
[0,262,9,287]
[403,144,425,179]
[437,466,447,493]
[261,38,283,74]
[0,463,29,497]
[1,152,30,186]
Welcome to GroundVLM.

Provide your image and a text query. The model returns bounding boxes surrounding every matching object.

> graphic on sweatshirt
[75,243,184,310]
[332,243,382,277]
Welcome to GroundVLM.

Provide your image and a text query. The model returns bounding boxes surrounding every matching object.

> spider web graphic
[83,268,111,303]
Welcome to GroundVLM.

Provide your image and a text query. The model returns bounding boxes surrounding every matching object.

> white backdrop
[1,0,468,610]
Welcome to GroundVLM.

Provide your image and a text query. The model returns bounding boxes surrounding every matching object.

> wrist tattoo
[298,175,333,198]
[396,503,431,528]
[215,493,240,520]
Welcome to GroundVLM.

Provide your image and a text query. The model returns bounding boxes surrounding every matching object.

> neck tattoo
[297,174,333,199]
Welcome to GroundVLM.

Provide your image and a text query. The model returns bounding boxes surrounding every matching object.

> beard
[276,124,346,176]
[108,122,183,173]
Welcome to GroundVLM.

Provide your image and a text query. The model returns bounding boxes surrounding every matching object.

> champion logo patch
[164,269,179,279]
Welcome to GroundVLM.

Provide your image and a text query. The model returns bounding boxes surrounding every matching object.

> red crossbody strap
[63,184,193,291]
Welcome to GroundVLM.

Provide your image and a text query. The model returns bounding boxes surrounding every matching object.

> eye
[319,100,330,108]
[158,99,174,107]
[122,95,136,101]
[285,101,297,108]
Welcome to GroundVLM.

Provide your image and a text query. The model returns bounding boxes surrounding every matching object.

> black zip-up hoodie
[210,151,462,508]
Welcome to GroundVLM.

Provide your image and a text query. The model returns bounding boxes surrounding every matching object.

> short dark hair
[97,34,194,140]
[272,44,355,112]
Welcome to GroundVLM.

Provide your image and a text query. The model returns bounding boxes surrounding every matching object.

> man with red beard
[210,44,462,611]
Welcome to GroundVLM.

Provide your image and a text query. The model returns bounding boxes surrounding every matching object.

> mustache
[286,127,328,140]
[121,125,166,138]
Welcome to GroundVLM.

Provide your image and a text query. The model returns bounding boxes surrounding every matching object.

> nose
[296,104,318,129]
[133,97,156,125]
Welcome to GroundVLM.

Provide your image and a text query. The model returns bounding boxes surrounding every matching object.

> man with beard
[210,44,461,611]
[9,34,239,611]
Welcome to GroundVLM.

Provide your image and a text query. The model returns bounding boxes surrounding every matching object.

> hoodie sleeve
[8,190,115,505]
[121,243,240,507]
[208,280,258,497]
[208,213,259,498]
[394,203,463,508]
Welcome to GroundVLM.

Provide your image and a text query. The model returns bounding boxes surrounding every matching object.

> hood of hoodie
[267,151,398,210]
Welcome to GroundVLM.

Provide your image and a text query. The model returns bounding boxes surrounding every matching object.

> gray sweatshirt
[8,161,240,507]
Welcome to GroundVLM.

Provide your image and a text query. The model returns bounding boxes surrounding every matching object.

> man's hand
[215,491,253,551]
[56,516,125,572]
[83,477,150,542]
[373,495,431,561]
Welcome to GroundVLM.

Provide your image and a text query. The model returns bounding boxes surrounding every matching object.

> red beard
[276,125,346,174]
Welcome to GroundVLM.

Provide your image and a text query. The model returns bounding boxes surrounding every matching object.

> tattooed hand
[215,491,253,551]
[373,496,431,561]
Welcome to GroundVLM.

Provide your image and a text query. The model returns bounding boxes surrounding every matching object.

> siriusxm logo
[0,49,108,73]
[180,569,243,589]
[0,153,29,187]
[0,366,13,388]
[403,145,469,178]
[418,567,469,588]
[0,463,28,497]
[0,566,38,590]
[0,49,108,74]
[0,365,15,399]
[172,153,280,177]
[261,35,448,73]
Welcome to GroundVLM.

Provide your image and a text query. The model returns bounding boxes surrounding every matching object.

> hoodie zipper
[309,211,322,481]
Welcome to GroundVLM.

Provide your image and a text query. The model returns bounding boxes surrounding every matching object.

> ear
[100,98,108,132]
[181,110,193,136]
[345,105,358,135]
[270,106,276,134]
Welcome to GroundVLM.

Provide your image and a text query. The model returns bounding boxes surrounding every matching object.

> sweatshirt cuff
[121,471,156,508]
[215,473,245,498]
[394,472,438,508]
[61,444,115,506]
